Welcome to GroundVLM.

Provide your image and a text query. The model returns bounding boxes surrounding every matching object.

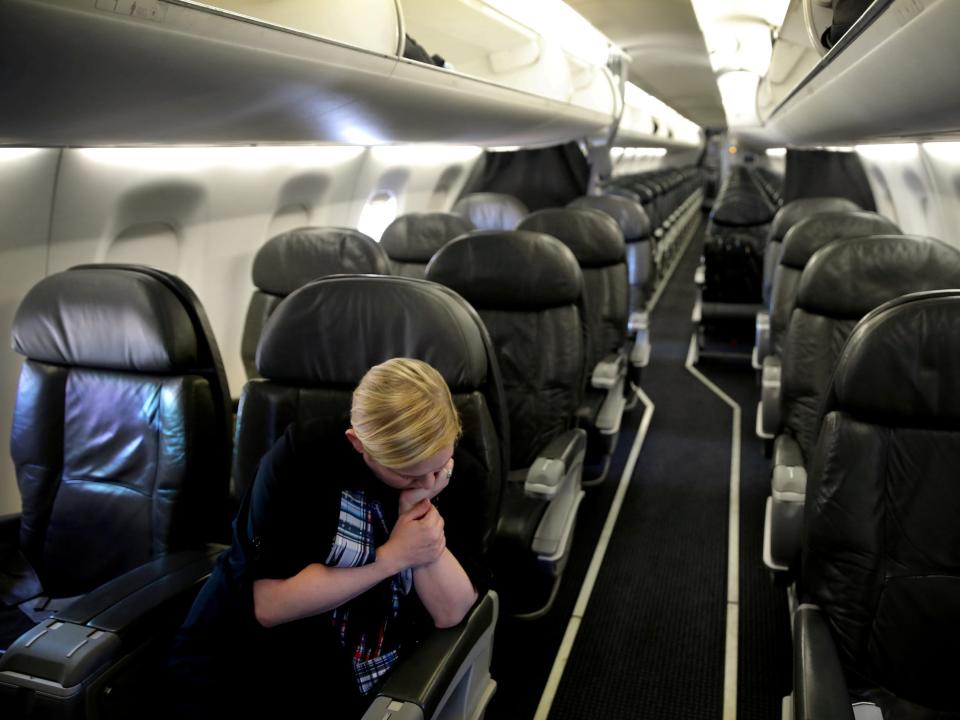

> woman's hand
[398,458,454,514]
[379,499,446,574]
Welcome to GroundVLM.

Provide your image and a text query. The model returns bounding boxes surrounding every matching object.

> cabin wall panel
[0,149,60,515]
[857,149,948,243]
[920,144,960,250]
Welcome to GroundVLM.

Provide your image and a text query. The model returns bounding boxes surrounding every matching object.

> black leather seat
[517,207,631,484]
[757,212,902,440]
[427,230,588,618]
[233,274,504,719]
[451,193,528,231]
[240,227,389,379]
[567,194,653,313]
[793,290,960,720]
[379,212,474,278]
[760,197,860,308]
[763,235,960,571]
[0,264,232,713]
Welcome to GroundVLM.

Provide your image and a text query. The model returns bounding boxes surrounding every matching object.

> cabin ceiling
[568,0,726,130]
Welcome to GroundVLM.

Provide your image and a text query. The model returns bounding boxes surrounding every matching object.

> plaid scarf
[327,489,413,695]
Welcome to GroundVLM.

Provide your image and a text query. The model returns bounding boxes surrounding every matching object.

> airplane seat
[793,289,960,720]
[763,235,960,572]
[517,207,632,485]
[240,227,389,380]
[451,193,529,231]
[0,264,232,715]
[233,274,505,720]
[760,197,861,308]
[379,211,475,278]
[757,211,901,371]
[426,230,588,619]
[567,194,654,315]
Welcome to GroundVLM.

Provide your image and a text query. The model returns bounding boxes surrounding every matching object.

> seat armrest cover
[627,312,651,373]
[756,311,771,363]
[593,376,627,436]
[793,604,855,720]
[0,548,221,687]
[761,355,782,436]
[591,352,626,390]
[773,435,805,476]
[367,591,498,720]
[525,429,587,498]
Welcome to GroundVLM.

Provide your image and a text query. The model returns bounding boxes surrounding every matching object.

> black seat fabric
[451,193,529,231]
[517,209,628,477]
[1,265,232,649]
[240,227,389,379]
[781,235,960,462]
[768,211,901,356]
[799,290,960,717]
[426,231,586,470]
[427,231,587,616]
[762,197,861,306]
[566,194,652,311]
[379,212,475,278]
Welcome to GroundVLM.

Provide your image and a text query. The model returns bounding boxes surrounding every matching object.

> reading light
[765,148,786,157]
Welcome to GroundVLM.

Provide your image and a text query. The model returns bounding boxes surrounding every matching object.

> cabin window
[358,190,398,241]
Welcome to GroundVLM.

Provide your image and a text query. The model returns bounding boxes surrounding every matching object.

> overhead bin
[614,83,702,149]
[757,0,960,145]
[0,0,616,147]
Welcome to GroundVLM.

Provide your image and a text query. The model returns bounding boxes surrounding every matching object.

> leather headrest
[517,209,625,267]
[798,235,960,319]
[768,197,861,243]
[252,227,388,296]
[567,195,651,241]
[380,212,475,262]
[780,211,901,268]
[257,276,488,389]
[451,193,528,231]
[426,230,582,310]
[830,291,960,421]
[12,267,198,372]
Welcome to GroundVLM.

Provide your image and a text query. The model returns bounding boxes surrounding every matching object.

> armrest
[525,429,587,499]
[0,547,222,689]
[793,605,855,720]
[772,434,804,473]
[627,312,651,384]
[767,435,806,570]
[593,376,627,437]
[591,352,627,390]
[755,311,770,364]
[365,591,498,720]
[760,355,782,437]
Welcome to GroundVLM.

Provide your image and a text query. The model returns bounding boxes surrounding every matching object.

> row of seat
[747,198,960,718]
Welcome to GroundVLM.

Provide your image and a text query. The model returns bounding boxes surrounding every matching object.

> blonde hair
[351,358,461,469]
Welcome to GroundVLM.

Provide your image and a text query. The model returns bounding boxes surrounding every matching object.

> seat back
[802,290,960,713]
[780,235,960,461]
[769,211,901,356]
[240,227,389,379]
[380,212,474,278]
[566,194,652,311]
[10,265,232,598]
[517,208,627,371]
[233,275,507,567]
[451,193,528,231]
[762,197,861,305]
[426,230,586,470]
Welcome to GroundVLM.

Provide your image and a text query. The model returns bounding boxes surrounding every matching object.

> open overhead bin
[0,0,623,147]
[757,0,960,146]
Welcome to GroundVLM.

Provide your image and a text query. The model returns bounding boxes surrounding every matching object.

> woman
[168,358,484,716]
